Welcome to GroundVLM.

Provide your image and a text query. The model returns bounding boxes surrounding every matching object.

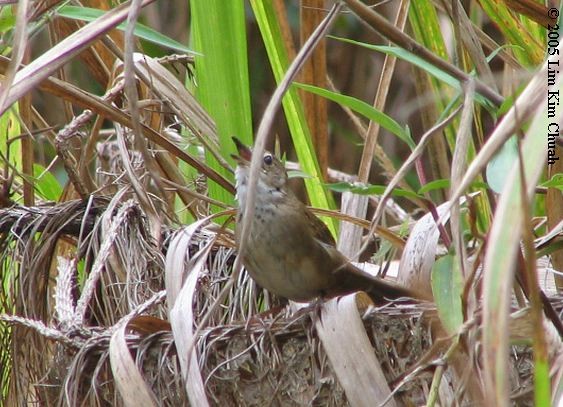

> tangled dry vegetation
[0,197,560,406]
[0,1,562,406]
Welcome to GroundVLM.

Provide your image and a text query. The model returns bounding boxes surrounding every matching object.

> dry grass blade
[0,0,157,117]
[0,314,77,348]
[165,219,213,307]
[446,42,559,213]
[311,190,399,407]
[170,243,214,407]
[310,206,407,249]
[343,0,503,105]
[359,105,462,262]
[0,197,105,234]
[122,0,161,235]
[167,223,217,407]
[318,296,399,407]
[449,80,475,277]
[300,0,329,176]
[338,192,369,253]
[397,198,465,297]
[114,121,158,233]
[54,257,78,329]
[0,54,234,194]
[131,54,220,160]
[482,48,563,407]
[109,291,166,407]
[0,0,29,112]
[109,323,158,407]
[130,53,233,190]
[74,199,137,324]
[358,0,410,183]
[447,0,497,89]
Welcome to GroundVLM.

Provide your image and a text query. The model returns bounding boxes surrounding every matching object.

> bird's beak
[231,137,252,164]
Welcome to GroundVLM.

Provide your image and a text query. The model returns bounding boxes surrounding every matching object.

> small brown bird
[232,137,419,304]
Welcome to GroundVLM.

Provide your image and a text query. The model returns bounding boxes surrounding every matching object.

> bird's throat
[235,165,285,210]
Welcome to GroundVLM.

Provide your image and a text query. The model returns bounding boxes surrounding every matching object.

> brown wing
[303,206,337,247]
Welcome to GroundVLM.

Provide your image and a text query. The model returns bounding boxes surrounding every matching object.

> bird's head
[231,137,288,207]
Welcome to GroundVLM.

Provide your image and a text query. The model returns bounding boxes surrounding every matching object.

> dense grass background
[0,0,561,405]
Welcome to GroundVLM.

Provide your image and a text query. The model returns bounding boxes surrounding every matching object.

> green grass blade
[478,0,543,66]
[294,82,414,148]
[330,37,495,110]
[408,0,458,150]
[431,253,464,334]
[326,181,421,200]
[33,164,63,201]
[56,5,196,54]
[250,0,337,235]
[190,0,253,209]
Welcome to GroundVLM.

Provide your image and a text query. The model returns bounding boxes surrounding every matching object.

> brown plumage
[232,137,420,304]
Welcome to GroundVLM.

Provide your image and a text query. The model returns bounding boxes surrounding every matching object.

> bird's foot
[244,305,285,331]
[290,297,325,326]
[311,297,326,325]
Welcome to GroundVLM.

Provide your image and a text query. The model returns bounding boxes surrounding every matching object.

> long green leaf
[482,79,557,407]
[431,253,464,334]
[56,5,195,54]
[294,82,414,148]
[407,0,459,153]
[250,0,337,235]
[190,0,253,209]
[326,181,420,200]
[330,36,495,110]
[33,164,62,201]
[478,0,542,66]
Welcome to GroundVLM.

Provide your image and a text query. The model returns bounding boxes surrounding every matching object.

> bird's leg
[290,297,326,326]
[244,303,286,331]
[310,297,325,326]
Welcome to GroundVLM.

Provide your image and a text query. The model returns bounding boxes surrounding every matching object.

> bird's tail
[334,262,427,305]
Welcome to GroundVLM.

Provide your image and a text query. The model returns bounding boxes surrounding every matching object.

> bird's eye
[263,154,273,166]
